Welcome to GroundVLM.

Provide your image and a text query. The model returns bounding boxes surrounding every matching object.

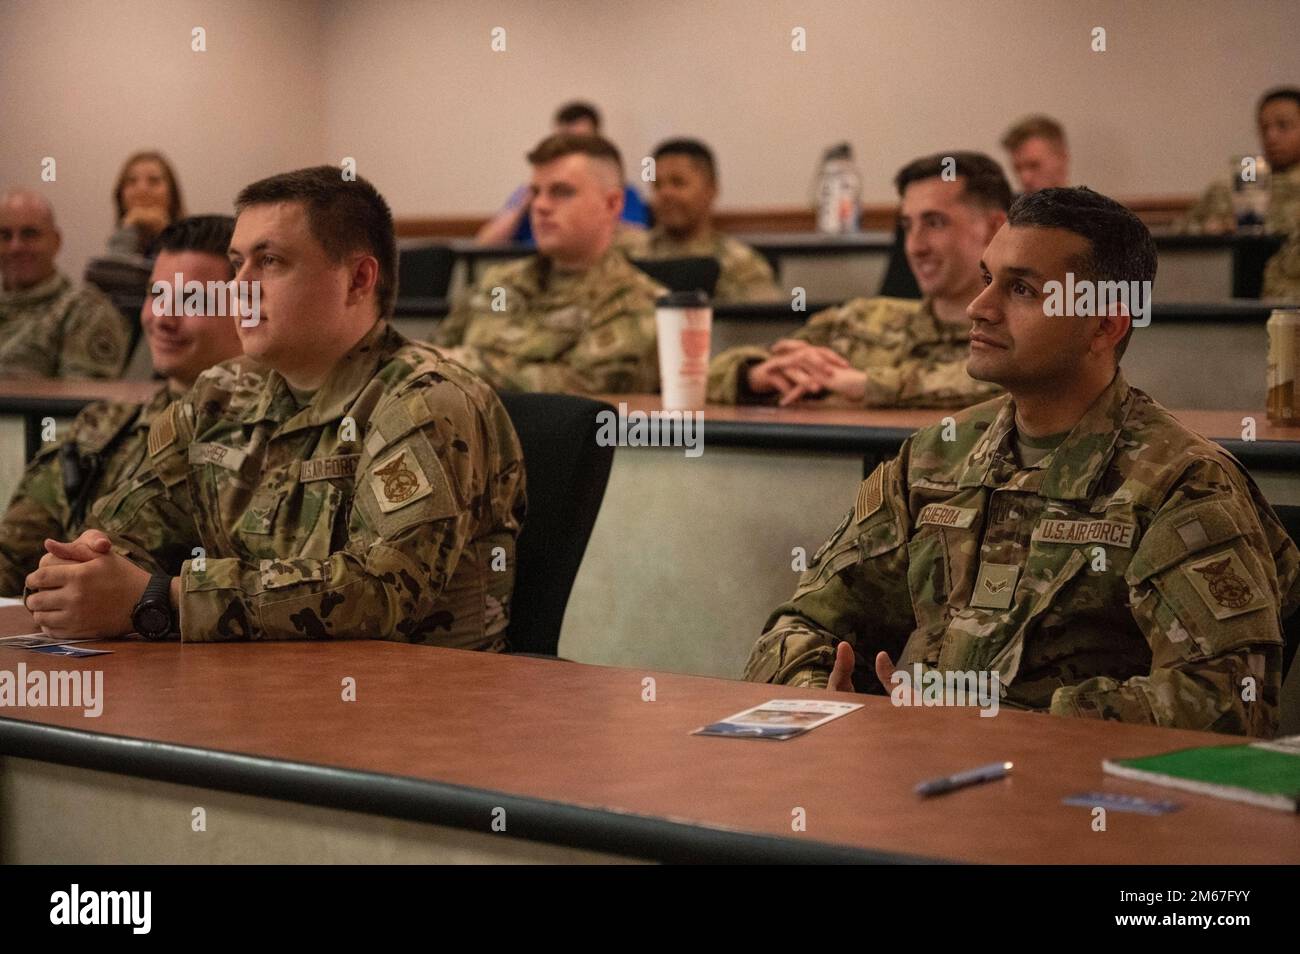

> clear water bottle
[815,143,862,234]
[1232,154,1271,232]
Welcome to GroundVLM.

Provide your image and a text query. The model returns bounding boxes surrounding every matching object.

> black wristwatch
[131,573,175,641]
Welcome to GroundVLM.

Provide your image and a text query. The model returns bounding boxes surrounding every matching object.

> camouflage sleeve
[431,291,473,348]
[1262,233,1300,300]
[175,382,515,643]
[459,301,660,395]
[714,246,782,304]
[861,357,1002,409]
[742,450,915,688]
[1050,459,1290,737]
[0,443,69,595]
[706,345,771,404]
[86,401,202,578]
[1180,179,1235,234]
[59,290,130,379]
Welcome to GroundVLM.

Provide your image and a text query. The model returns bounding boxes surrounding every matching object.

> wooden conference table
[0,606,1295,865]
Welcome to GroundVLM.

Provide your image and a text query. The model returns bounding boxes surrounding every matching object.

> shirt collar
[957,370,1133,500]
[0,270,69,307]
[250,319,402,435]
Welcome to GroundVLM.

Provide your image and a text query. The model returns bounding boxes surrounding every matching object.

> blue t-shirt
[511,184,650,244]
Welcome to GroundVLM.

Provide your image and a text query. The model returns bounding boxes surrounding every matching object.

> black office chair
[631,256,720,297]
[397,244,455,300]
[497,392,616,656]
[1273,504,1300,682]
[83,256,150,353]
[876,221,922,299]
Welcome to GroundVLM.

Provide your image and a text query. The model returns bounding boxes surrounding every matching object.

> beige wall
[0,0,326,283]
[321,0,1299,220]
[2,0,1296,279]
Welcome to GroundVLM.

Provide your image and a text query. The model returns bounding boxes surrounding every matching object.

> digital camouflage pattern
[619,227,781,304]
[88,320,527,648]
[0,386,172,595]
[1262,231,1300,299]
[0,271,130,378]
[707,296,1002,408]
[432,247,663,394]
[1181,162,1300,235]
[744,371,1299,737]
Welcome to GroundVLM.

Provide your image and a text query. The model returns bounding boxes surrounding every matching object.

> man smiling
[24,167,526,648]
[0,215,243,595]
[744,187,1299,737]
[707,152,1008,408]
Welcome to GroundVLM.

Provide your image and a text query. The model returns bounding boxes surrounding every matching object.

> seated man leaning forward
[707,152,1009,409]
[25,166,526,648]
[744,187,1299,738]
[434,133,664,395]
[0,215,244,595]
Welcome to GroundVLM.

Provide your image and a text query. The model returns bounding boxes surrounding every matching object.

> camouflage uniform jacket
[89,320,527,649]
[432,247,664,394]
[708,296,1002,408]
[1262,232,1300,300]
[620,227,781,304]
[1182,162,1300,235]
[0,386,172,595]
[743,371,1299,737]
[0,271,130,378]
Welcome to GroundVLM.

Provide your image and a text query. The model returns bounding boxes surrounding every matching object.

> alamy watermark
[0,664,102,717]
[595,402,704,458]
[890,664,1001,717]
[151,274,261,326]
[1042,273,1152,327]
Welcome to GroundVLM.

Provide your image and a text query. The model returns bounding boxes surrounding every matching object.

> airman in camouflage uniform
[87,320,526,647]
[621,228,780,304]
[746,186,1299,738]
[1,189,131,378]
[708,296,1001,408]
[744,372,1298,736]
[434,247,663,394]
[1181,88,1300,235]
[0,387,172,596]
[0,273,130,378]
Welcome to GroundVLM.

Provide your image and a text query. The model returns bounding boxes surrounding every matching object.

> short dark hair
[155,215,236,278]
[894,151,1012,212]
[234,166,397,319]
[652,138,717,182]
[554,101,601,130]
[1008,187,1158,361]
[1259,87,1300,115]
[527,133,625,179]
[1001,115,1067,152]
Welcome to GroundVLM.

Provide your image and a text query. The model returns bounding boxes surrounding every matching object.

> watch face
[136,604,169,637]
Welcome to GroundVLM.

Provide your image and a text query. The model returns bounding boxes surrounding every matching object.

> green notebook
[1103,735,1300,813]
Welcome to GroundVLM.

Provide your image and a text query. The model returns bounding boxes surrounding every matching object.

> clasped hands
[745,339,866,406]
[23,529,151,639]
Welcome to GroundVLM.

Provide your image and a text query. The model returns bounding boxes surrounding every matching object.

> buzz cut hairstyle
[1007,186,1158,360]
[652,138,718,182]
[554,101,601,130]
[893,151,1013,213]
[1258,87,1300,115]
[527,132,625,182]
[1000,115,1068,152]
[155,215,238,279]
[234,166,397,320]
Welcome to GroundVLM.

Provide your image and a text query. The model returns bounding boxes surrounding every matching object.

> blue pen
[915,761,1013,797]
